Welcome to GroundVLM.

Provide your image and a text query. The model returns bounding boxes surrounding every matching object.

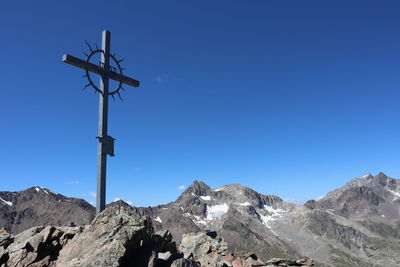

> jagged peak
[26,186,55,196]
[185,180,212,195]
[107,199,133,209]
[318,172,399,205]
[112,199,130,204]
[362,173,373,178]
[220,184,283,199]
[345,172,392,187]
[376,171,388,177]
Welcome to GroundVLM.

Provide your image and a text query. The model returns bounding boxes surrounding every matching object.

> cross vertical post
[62,30,140,216]
[96,30,111,215]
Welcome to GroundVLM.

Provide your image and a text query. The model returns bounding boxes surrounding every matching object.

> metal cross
[62,30,140,215]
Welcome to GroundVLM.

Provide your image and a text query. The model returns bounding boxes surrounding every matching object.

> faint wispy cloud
[127,200,133,205]
[178,185,185,190]
[156,74,181,84]
[156,74,167,84]
[89,201,95,205]
[114,197,121,202]
[83,192,96,197]
[66,180,80,184]
[134,167,141,172]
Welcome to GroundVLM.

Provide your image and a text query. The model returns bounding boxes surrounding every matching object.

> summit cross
[62,30,140,215]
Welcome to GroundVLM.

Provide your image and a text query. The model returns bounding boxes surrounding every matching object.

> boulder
[1,225,82,267]
[171,258,201,267]
[179,231,263,267]
[56,206,153,267]
[0,228,12,248]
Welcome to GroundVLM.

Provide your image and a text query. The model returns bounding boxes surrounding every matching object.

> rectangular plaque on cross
[62,30,140,215]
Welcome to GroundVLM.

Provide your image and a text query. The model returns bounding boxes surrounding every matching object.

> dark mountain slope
[0,186,95,234]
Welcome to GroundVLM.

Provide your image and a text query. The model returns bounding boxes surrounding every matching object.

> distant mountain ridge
[1,173,400,266]
[0,186,95,234]
[305,172,400,220]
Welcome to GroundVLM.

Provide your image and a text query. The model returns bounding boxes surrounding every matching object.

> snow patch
[213,186,226,192]
[381,214,385,218]
[206,203,229,220]
[191,192,196,197]
[155,216,162,223]
[0,197,12,206]
[259,205,288,235]
[260,213,276,228]
[34,187,49,195]
[388,190,400,200]
[264,205,287,214]
[200,195,211,201]
[238,202,250,206]
[192,215,208,226]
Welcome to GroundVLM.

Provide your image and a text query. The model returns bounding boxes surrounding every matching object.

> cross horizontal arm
[109,71,140,87]
[62,54,103,75]
[62,54,140,88]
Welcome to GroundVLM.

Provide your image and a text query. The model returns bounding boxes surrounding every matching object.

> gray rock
[0,228,12,248]
[147,250,158,267]
[3,225,81,267]
[56,206,153,267]
[171,258,201,267]
[158,251,172,261]
[179,231,267,267]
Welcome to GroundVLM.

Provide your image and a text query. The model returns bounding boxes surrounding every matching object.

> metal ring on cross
[84,43,125,100]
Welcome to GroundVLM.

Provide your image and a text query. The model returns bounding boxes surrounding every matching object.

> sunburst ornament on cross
[62,30,140,215]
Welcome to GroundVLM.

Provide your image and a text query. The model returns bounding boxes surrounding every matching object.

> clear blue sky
[1,1,400,206]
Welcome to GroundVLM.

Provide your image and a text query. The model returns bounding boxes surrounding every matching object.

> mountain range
[1,172,399,266]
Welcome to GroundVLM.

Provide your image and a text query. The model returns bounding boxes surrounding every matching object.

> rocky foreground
[2,172,400,266]
[0,206,313,267]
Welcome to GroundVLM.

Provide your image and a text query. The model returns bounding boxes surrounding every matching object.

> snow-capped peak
[362,173,372,178]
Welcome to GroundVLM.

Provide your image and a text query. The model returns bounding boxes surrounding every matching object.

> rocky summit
[0,206,312,267]
[0,172,400,266]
